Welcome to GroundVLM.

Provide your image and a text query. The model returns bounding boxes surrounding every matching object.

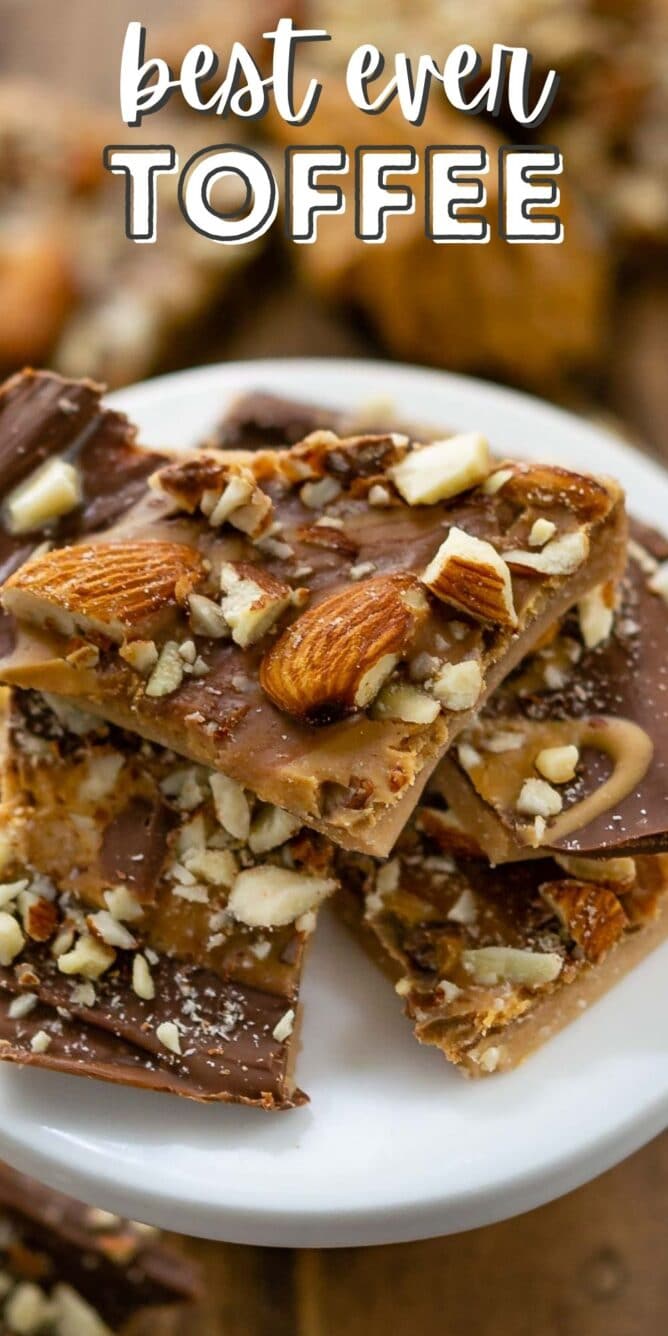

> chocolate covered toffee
[0,369,167,656]
[0,689,333,1107]
[0,379,627,857]
[432,521,668,863]
[0,1160,199,1332]
[336,813,668,1076]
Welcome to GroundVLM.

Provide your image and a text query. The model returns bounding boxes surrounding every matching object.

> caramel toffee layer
[0,369,166,655]
[336,816,668,1076]
[0,1160,199,1330]
[433,521,668,862]
[0,404,627,857]
[0,688,331,1107]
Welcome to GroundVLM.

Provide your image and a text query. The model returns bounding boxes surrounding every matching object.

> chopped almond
[505,530,589,576]
[228,865,335,928]
[432,659,483,711]
[535,745,579,784]
[5,457,82,534]
[388,434,490,505]
[516,777,563,817]
[220,562,291,649]
[372,681,440,724]
[578,583,614,648]
[462,946,563,987]
[422,528,517,628]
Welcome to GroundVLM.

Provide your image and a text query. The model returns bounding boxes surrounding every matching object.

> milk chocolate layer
[211,391,349,449]
[434,520,668,861]
[0,948,306,1109]
[0,1160,200,1328]
[209,389,440,451]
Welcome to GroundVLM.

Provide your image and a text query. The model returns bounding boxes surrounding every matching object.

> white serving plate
[0,358,667,1248]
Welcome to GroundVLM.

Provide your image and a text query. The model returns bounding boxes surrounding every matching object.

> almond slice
[388,434,490,505]
[248,805,302,855]
[209,772,251,842]
[554,853,636,888]
[2,542,205,644]
[259,573,426,723]
[504,530,589,577]
[462,946,563,987]
[422,528,517,628]
[228,865,335,928]
[577,583,615,648]
[4,457,82,534]
[540,882,627,962]
[220,562,291,649]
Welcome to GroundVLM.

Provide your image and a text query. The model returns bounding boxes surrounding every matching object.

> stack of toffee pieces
[0,369,665,1105]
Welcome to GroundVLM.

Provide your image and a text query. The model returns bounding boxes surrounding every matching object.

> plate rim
[0,356,666,1247]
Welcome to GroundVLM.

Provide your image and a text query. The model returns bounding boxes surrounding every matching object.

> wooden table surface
[2,3,668,1331]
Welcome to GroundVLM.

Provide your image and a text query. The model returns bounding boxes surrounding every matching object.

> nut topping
[422,528,517,628]
[4,457,82,534]
[516,777,563,818]
[540,882,627,962]
[432,659,483,711]
[228,865,335,927]
[0,911,25,966]
[388,433,490,505]
[219,562,291,649]
[145,641,184,698]
[150,454,273,539]
[260,574,427,723]
[505,530,590,577]
[461,946,563,987]
[372,681,441,724]
[528,517,557,547]
[578,582,615,648]
[57,933,116,980]
[2,542,205,644]
[535,744,579,784]
[188,593,230,639]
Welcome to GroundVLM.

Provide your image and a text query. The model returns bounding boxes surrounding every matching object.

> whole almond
[260,573,426,723]
[3,541,205,643]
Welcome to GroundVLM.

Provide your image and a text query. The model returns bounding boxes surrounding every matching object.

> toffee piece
[0,383,627,857]
[0,689,335,1108]
[432,521,668,862]
[0,369,167,655]
[337,810,668,1076]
